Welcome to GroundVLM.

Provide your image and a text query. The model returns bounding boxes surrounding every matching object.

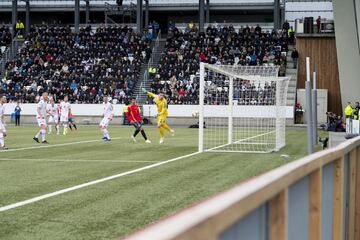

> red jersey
[127,104,142,122]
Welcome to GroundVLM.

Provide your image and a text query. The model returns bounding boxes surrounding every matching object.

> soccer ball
[192,111,199,118]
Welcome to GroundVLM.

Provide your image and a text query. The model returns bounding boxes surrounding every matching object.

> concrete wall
[3,104,294,118]
[9,115,197,126]
[4,104,294,126]
[333,0,360,113]
[297,89,328,124]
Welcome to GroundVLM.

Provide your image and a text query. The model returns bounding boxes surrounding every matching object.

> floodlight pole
[145,0,149,30]
[312,71,318,145]
[25,0,30,36]
[273,0,280,30]
[199,0,205,33]
[85,0,90,24]
[136,0,143,33]
[11,0,18,37]
[206,0,210,23]
[306,57,314,154]
[74,0,80,33]
[280,2,285,27]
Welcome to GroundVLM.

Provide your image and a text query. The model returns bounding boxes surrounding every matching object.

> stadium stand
[1,23,288,105]
[2,25,152,103]
[149,24,288,105]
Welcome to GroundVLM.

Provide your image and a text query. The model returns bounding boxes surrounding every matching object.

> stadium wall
[2,104,294,125]
[296,34,341,115]
[333,0,360,113]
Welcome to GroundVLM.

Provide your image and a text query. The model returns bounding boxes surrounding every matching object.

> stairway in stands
[134,35,166,104]
[0,37,24,79]
[286,44,298,108]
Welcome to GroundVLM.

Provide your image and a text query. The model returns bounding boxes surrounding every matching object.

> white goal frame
[198,63,290,153]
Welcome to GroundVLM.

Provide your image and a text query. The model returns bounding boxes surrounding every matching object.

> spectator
[316,16,321,33]
[283,21,290,33]
[152,21,160,36]
[15,20,25,38]
[254,24,262,34]
[354,102,360,120]
[116,0,123,10]
[288,26,295,44]
[14,102,21,126]
[70,80,77,91]
[168,21,176,31]
[145,45,152,60]
[148,66,156,78]
[291,48,299,69]
[146,30,153,40]
[345,102,354,118]
[187,21,194,32]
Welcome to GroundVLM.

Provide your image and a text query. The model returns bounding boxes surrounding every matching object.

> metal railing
[0,0,273,3]
[135,30,162,103]
[0,33,23,78]
[125,136,360,240]
[104,1,136,11]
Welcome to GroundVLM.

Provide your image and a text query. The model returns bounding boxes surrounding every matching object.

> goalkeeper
[142,88,174,144]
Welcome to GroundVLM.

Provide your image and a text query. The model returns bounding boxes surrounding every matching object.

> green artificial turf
[0,125,324,239]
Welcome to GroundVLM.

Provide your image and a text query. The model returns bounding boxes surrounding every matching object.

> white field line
[0,151,200,212]
[206,130,276,152]
[0,158,160,163]
[1,137,124,153]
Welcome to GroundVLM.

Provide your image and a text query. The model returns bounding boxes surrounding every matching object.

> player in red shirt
[127,97,151,143]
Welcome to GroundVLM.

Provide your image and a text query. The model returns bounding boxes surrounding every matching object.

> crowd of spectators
[149,24,289,105]
[203,76,276,106]
[1,23,290,105]
[0,26,12,57]
[1,25,151,103]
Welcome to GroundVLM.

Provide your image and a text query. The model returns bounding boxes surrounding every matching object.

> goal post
[198,63,290,153]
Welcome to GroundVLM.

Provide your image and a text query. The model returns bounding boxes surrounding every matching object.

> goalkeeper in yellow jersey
[142,88,174,144]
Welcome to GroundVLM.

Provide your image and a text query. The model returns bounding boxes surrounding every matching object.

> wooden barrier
[124,137,360,240]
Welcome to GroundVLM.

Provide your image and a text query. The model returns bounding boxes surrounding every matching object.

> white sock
[41,129,46,141]
[48,125,52,133]
[56,125,60,134]
[104,129,110,139]
[35,130,40,138]
[63,124,67,131]
[0,133,4,147]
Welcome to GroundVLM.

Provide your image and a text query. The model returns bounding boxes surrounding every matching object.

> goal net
[198,63,290,153]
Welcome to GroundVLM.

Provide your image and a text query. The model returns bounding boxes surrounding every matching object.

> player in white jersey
[0,95,7,149]
[33,92,49,144]
[100,96,114,141]
[60,95,71,135]
[47,98,59,135]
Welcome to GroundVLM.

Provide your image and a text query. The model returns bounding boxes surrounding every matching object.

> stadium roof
[0,0,275,12]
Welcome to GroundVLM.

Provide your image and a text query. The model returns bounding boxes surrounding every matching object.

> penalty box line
[0,151,201,213]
